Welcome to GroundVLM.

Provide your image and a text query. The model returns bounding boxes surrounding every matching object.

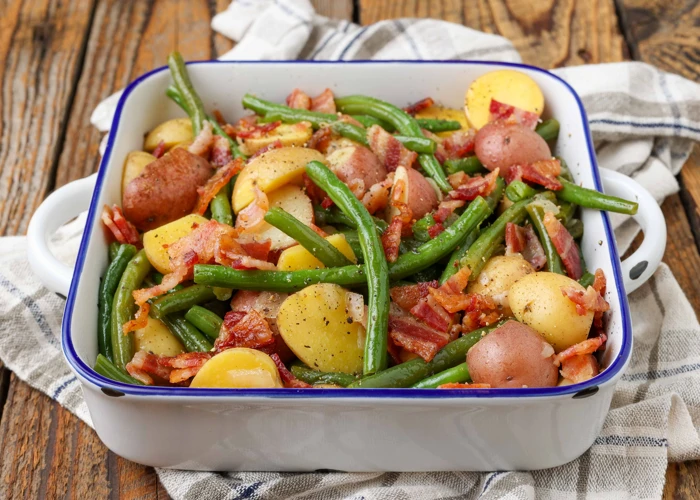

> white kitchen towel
[3,0,700,498]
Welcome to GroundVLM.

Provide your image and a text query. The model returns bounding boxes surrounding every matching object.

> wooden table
[1,0,698,497]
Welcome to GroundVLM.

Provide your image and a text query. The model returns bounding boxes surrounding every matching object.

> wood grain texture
[359,0,628,67]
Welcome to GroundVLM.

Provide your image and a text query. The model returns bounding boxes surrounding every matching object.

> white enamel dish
[27,61,666,471]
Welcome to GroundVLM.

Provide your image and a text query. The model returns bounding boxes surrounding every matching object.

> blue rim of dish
[62,60,632,399]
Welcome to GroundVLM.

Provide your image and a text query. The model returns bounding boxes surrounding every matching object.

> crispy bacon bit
[215,310,276,352]
[555,334,607,366]
[389,305,450,362]
[216,233,276,271]
[239,239,272,261]
[159,352,212,384]
[286,88,312,110]
[236,121,282,140]
[543,212,582,279]
[361,177,393,214]
[505,223,546,270]
[235,187,269,234]
[248,139,283,162]
[509,159,562,190]
[438,382,491,389]
[308,127,333,153]
[188,120,215,157]
[449,169,499,201]
[302,173,328,206]
[310,88,336,114]
[505,222,526,255]
[126,351,169,385]
[439,130,476,161]
[390,281,440,311]
[561,276,610,318]
[347,178,366,199]
[382,173,412,263]
[102,205,141,246]
[126,351,212,385]
[427,223,444,238]
[209,135,232,167]
[366,125,417,172]
[560,354,600,383]
[489,99,539,130]
[123,302,150,334]
[235,114,258,131]
[381,217,403,263]
[212,110,226,125]
[403,97,435,115]
[441,267,472,295]
[271,353,312,388]
[448,171,467,189]
[434,199,465,224]
[152,140,167,159]
[338,114,363,127]
[410,295,452,332]
[193,157,244,216]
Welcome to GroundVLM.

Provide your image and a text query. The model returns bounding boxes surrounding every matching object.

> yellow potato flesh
[467,255,534,316]
[232,147,326,213]
[122,151,156,195]
[508,272,594,353]
[134,317,185,357]
[240,122,313,155]
[252,185,314,250]
[142,214,209,274]
[277,283,365,374]
[414,106,469,138]
[144,118,194,152]
[277,234,357,271]
[465,70,544,130]
[190,348,283,389]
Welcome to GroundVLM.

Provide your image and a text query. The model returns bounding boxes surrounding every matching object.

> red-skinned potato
[474,122,551,177]
[327,146,387,190]
[406,167,439,219]
[467,320,558,388]
[123,148,212,231]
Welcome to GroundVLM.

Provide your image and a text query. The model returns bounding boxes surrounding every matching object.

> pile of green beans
[184,305,223,340]
[291,364,357,387]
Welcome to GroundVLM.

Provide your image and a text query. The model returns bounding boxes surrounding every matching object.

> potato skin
[406,167,439,219]
[474,122,551,177]
[467,320,558,388]
[122,148,212,231]
[509,272,594,352]
[467,255,534,316]
[327,146,387,190]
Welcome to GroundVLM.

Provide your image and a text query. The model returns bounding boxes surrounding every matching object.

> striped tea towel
[3,0,700,498]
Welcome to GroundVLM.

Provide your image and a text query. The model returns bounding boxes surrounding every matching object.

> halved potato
[144,118,194,152]
[190,348,283,388]
[253,184,314,250]
[277,283,365,374]
[142,214,209,273]
[134,317,185,357]
[240,122,313,155]
[465,70,544,130]
[414,105,469,137]
[232,147,325,213]
[277,234,357,271]
[122,151,156,195]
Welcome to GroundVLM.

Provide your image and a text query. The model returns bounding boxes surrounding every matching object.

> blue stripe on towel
[622,362,700,381]
[589,118,700,134]
[53,376,77,399]
[0,274,59,348]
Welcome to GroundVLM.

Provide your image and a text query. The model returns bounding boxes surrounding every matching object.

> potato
[509,272,594,352]
[467,320,558,388]
[190,348,283,388]
[277,283,365,374]
[474,122,551,177]
[406,167,439,220]
[465,70,544,130]
[277,234,357,271]
[232,147,325,213]
[240,122,313,155]
[325,137,364,155]
[414,105,469,138]
[468,255,534,316]
[122,151,156,195]
[142,214,209,273]
[134,317,185,357]
[122,148,213,231]
[252,185,314,250]
[327,146,387,191]
[144,118,194,152]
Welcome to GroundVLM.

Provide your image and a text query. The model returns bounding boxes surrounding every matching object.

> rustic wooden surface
[0,0,698,497]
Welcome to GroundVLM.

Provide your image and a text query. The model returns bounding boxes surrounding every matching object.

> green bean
[94,354,144,385]
[108,242,120,262]
[579,271,595,288]
[535,118,560,142]
[166,85,190,114]
[558,158,574,182]
[395,135,436,154]
[328,121,368,145]
[314,205,388,233]
[111,250,152,370]
[461,198,531,279]
[330,122,436,154]
[412,362,471,388]
[348,324,497,388]
[415,118,462,133]
[290,364,357,387]
[150,284,217,319]
[412,214,437,243]
[184,305,223,341]
[527,204,565,274]
[242,94,336,129]
[566,218,584,240]
[161,313,213,352]
[306,160,389,375]
[337,230,364,262]
[335,95,451,192]
[210,182,233,225]
[99,244,138,362]
[264,207,353,267]
[556,200,577,224]
[167,52,206,135]
[556,178,638,215]
[505,180,538,202]
[350,114,393,130]
[443,156,486,175]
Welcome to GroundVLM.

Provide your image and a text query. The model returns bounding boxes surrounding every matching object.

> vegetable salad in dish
[95,52,638,390]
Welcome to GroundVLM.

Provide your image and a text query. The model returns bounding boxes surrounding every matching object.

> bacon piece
[381,173,412,262]
[271,353,312,388]
[235,114,258,131]
[440,130,476,161]
[389,306,451,362]
[403,97,434,115]
[235,187,269,234]
[215,310,276,352]
[381,216,402,263]
[366,125,417,172]
[427,223,444,238]
[505,222,526,255]
[123,302,150,334]
[441,267,472,295]
[410,295,452,332]
[338,114,363,127]
[308,127,333,153]
[151,140,167,159]
[361,177,393,214]
[209,135,232,167]
[216,233,276,271]
[239,239,272,261]
[561,279,610,320]
[560,353,600,383]
[505,223,546,270]
[302,173,329,206]
[489,99,539,129]
[509,159,562,190]
[555,334,607,366]
[433,199,465,224]
[543,212,582,279]
[390,281,440,311]
[193,157,244,216]
[101,205,141,246]
[310,88,336,114]
[126,351,172,385]
[286,89,312,110]
[448,171,467,189]
[236,121,282,140]
[448,169,499,201]
[438,382,491,389]
[159,352,212,384]
[212,110,226,125]
[188,120,214,157]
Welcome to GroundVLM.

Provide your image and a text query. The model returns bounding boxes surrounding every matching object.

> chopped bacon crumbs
[236,120,282,139]
[403,97,434,115]
[381,173,412,263]
[302,173,329,206]
[212,110,226,125]
[235,187,269,234]
[310,88,336,114]
[561,283,610,317]
[366,125,417,172]
[433,199,465,224]
[438,382,491,389]
[438,130,476,161]
[271,353,312,388]
[210,135,233,167]
[188,120,215,157]
[193,157,244,216]
[390,281,440,311]
[215,310,276,352]
[441,267,472,295]
[123,302,150,334]
[560,354,600,383]
[389,305,451,362]
[216,233,276,271]
[361,177,393,214]
[543,212,582,279]
[554,334,607,366]
[410,294,452,332]
[507,159,562,190]
[427,223,444,238]
[126,351,212,385]
[102,205,141,246]
[248,139,283,161]
[308,127,333,153]
[448,169,499,201]
[239,239,272,261]
[159,352,212,384]
[489,99,539,130]
[286,88,312,110]
[505,223,547,270]
[151,140,167,159]
[591,269,608,331]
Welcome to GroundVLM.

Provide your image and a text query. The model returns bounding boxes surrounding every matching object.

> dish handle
[599,168,666,294]
[26,174,97,296]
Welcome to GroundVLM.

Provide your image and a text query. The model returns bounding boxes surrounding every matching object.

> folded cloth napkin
[3,0,700,498]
